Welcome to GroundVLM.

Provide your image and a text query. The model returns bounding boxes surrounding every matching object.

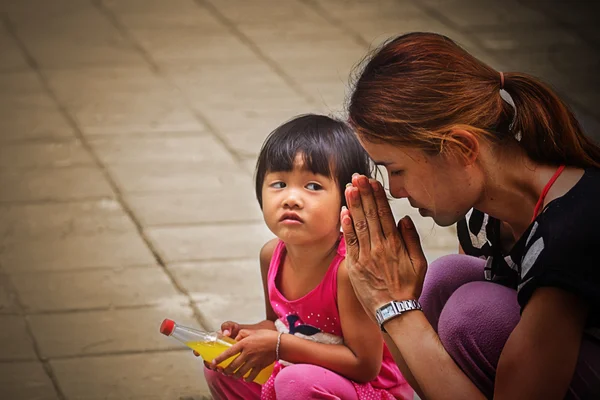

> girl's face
[359,140,482,227]
[261,154,342,245]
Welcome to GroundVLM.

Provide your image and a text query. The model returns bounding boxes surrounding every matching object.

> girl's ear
[442,129,480,166]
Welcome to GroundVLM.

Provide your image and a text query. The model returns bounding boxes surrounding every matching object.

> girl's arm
[276,260,383,382]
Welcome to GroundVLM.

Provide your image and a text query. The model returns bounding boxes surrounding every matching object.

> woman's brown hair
[348,32,600,168]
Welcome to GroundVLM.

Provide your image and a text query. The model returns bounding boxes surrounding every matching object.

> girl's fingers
[244,366,261,383]
[212,342,241,368]
[221,351,245,376]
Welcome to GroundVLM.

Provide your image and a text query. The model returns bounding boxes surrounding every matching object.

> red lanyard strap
[532,165,565,222]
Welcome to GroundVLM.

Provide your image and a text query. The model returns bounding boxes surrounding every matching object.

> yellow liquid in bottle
[186,337,274,385]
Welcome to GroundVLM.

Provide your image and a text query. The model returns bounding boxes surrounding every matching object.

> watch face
[380,303,396,319]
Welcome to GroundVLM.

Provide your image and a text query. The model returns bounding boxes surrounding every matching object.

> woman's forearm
[383,333,427,399]
[385,311,485,400]
[278,333,377,382]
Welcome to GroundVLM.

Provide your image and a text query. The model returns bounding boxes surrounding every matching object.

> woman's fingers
[399,217,428,286]
[341,206,359,261]
[212,342,242,370]
[371,179,398,239]
[345,183,371,253]
[353,175,385,245]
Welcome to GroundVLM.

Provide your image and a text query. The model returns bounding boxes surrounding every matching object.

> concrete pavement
[1,0,598,399]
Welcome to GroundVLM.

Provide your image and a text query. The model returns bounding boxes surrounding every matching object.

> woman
[340,32,600,399]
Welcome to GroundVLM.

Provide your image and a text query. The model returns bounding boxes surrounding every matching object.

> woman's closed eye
[390,169,404,177]
[306,182,323,191]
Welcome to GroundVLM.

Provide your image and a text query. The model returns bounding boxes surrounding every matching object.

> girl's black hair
[255,114,373,208]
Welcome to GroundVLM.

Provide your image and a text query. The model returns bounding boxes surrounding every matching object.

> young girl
[203,114,412,400]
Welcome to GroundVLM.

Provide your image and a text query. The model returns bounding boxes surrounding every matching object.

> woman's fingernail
[346,182,352,188]
[358,176,368,188]
[370,179,379,192]
[341,206,347,212]
[352,173,359,178]
[403,216,414,229]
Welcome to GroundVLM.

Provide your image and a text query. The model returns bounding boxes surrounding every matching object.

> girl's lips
[279,212,303,222]
[280,219,303,225]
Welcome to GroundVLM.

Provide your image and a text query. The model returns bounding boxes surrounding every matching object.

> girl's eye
[390,169,404,177]
[306,183,322,191]
[271,181,286,189]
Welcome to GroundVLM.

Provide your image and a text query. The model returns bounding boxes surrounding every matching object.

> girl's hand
[220,320,241,338]
[210,329,278,382]
[340,174,428,316]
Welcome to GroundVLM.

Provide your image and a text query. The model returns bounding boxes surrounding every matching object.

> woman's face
[358,139,482,226]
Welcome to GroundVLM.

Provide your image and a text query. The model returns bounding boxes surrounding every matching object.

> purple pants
[420,254,600,399]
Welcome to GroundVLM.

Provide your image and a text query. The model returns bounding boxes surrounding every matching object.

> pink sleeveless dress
[260,236,412,400]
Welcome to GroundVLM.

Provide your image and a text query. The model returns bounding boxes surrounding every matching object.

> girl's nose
[282,189,303,208]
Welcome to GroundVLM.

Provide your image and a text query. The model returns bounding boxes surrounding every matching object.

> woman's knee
[420,254,486,330]
[437,281,520,396]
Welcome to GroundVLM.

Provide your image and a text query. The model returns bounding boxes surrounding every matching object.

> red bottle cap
[160,319,175,336]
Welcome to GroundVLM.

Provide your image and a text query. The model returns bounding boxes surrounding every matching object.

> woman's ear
[444,129,480,166]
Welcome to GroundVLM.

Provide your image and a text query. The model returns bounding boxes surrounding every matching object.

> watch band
[375,299,422,332]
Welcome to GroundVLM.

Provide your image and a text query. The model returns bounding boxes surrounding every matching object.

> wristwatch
[375,300,422,332]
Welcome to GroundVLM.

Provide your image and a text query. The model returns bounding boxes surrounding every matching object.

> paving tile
[0,72,75,141]
[208,0,323,26]
[29,306,197,358]
[0,232,156,273]
[0,103,75,142]
[0,167,114,202]
[11,266,182,312]
[195,293,266,332]
[107,163,250,193]
[0,32,29,72]
[168,259,263,301]
[104,0,223,29]
[420,0,550,28]
[311,0,423,20]
[474,27,581,52]
[131,28,257,65]
[0,273,22,314]
[0,316,37,361]
[126,188,263,226]
[0,199,136,239]
[18,30,146,69]
[0,139,93,169]
[51,351,209,400]
[45,68,204,135]
[0,361,59,400]
[89,135,235,165]
[146,223,274,262]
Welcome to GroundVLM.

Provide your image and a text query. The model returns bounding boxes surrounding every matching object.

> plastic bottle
[159,318,273,384]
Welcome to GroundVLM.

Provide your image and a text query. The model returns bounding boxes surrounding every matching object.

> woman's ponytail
[505,72,600,168]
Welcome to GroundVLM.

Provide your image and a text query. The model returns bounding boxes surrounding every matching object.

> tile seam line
[91,0,253,173]
[0,11,211,333]
[0,247,68,399]
[193,0,317,106]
